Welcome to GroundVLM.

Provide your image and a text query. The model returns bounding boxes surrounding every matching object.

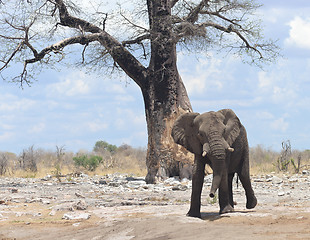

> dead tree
[19,145,38,172]
[0,153,8,175]
[277,140,292,171]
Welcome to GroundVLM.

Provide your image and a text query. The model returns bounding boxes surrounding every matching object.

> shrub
[93,140,118,154]
[73,155,103,171]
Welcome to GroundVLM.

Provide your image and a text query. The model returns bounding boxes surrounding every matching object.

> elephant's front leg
[238,152,257,209]
[187,155,205,218]
[219,171,234,214]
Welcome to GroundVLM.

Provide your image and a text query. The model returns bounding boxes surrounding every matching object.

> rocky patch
[0,172,310,239]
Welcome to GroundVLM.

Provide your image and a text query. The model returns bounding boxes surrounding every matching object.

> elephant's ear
[171,112,201,154]
[218,109,241,146]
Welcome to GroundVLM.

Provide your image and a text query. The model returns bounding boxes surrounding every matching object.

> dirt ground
[1,174,310,240]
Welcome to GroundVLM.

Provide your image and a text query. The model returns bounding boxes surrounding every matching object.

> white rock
[74,200,88,210]
[289,178,298,183]
[272,176,283,184]
[62,212,91,220]
[73,222,81,227]
[49,210,56,216]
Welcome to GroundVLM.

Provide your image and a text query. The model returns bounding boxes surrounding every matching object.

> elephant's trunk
[207,131,226,198]
[209,158,225,198]
[209,173,222,198]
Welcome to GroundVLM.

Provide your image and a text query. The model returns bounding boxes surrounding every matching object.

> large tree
[0,0,278,183]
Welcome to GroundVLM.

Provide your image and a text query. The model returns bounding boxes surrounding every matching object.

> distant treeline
[0,141,147,177]
[0,140,309,177]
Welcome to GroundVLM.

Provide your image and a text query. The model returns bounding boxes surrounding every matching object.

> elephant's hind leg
[228,173,235,208]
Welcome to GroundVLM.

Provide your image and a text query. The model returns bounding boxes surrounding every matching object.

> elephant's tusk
[227,147,234,152]
[202,151,207,157]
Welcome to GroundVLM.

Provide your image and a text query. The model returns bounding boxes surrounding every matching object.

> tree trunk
[143,0,193,183]
[142,73,193,183]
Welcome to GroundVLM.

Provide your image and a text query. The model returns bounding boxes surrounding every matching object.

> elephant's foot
[187,210,201,218]
[246,195,257,209]
[219,205,234,214]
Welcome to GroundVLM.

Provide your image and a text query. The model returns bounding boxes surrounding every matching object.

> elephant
[171,109,257,218]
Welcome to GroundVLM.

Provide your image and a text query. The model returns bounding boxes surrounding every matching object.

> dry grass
[1,145,309,179]
[250,162,276,175]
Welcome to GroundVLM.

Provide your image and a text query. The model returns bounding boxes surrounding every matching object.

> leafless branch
[25,33,101,64]
[122,34,151,46]
[186,0,209,23]
[119,10,148,32]
[54,0,101,33]
[201,10,244,29]
[199,21,263,58]
[81,43,89,64]
[170,0,180,8]
[0,42,23,71]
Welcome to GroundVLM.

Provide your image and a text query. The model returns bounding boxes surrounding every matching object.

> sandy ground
[0,174,310,240]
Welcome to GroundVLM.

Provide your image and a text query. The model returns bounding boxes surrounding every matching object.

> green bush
[93,140,118,154]
[73,155,103,171]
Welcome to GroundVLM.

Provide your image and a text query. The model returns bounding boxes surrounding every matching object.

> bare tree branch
[122,34,151,46]
[197,21,263,58]
[0,42,23,71]
[119,10,148,33]
[0,0,279,86]
[53,0,147,85]
[186,0,209,23]
[170,0,180,8]
[54,0,101,33]
[25,33,101,64]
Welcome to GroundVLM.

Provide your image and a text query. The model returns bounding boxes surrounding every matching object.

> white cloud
[49,71,90,97]
[0,94,36,112]
[109,84,126,94]
[28,123,46,134]
[255,111,274,120]
[285,16,310,49]
[114,108,145,130]
[192,97,262,110]
[181,56,225,95]
[258,71,273,89]
[0,132,14,142]
[261,8,285,24]
[272,86,297,104]
[256,66,299,108]
[87,120,108,132]
[270,118,289,132]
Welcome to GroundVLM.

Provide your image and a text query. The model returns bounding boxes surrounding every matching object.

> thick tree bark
[143,0,193,183]
[143,73,193,183]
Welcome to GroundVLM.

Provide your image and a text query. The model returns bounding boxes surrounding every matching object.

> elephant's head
[171,109,241,197]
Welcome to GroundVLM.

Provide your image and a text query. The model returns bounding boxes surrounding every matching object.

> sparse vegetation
[73,155,103,171]
[250,142,310,174]
[0,140,309,178]
[0,153,9,176]
[206,193,218,205]
[0,141,147,178]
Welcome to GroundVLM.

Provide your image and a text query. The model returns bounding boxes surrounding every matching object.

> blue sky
[1,0,310,153]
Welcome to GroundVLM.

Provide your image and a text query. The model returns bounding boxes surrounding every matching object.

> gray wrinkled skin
[172,109,257,217]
